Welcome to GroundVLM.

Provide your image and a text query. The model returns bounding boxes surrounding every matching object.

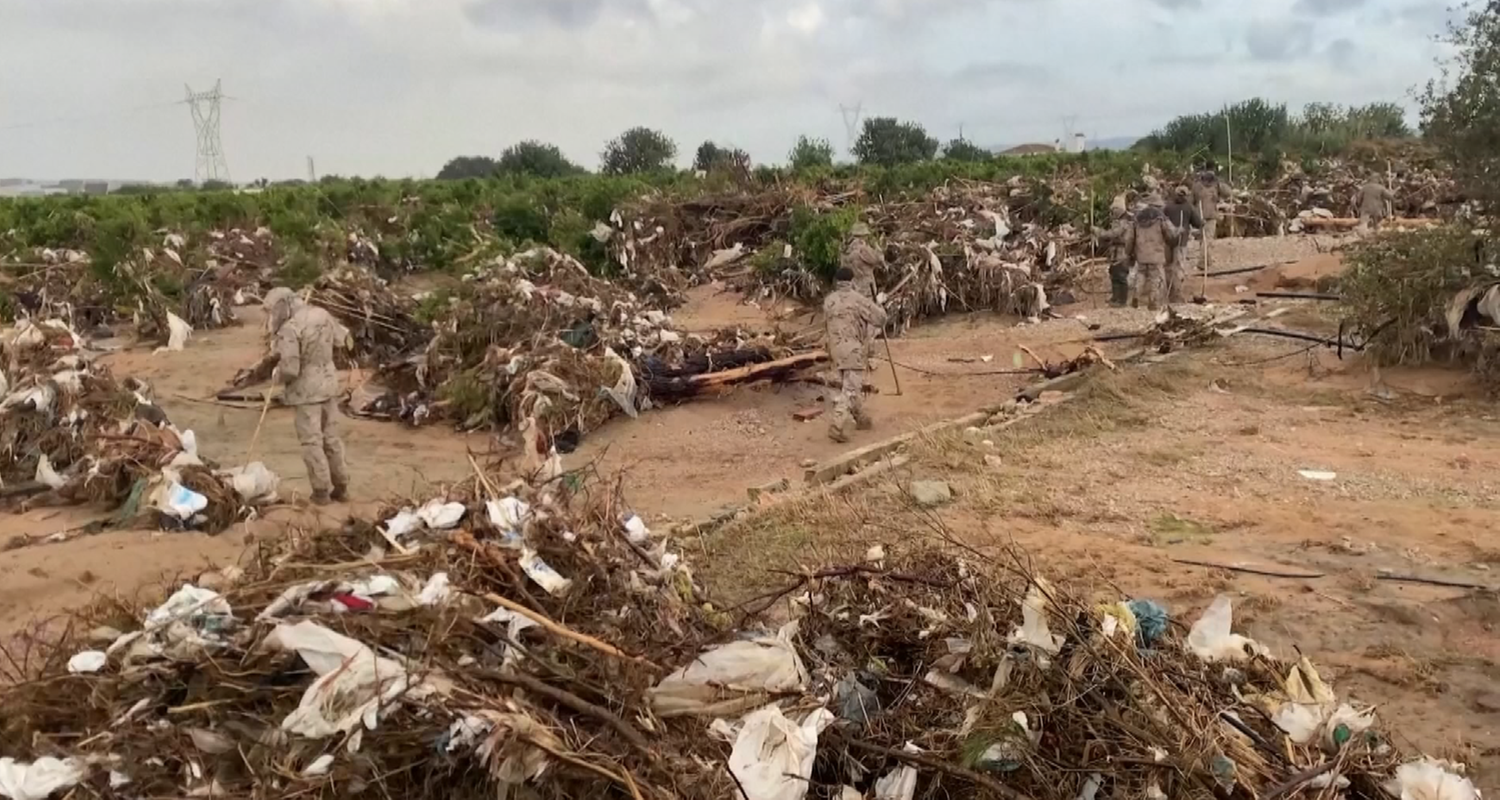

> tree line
[433,97,1426,182]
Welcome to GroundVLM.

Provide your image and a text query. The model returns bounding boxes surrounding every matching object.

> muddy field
[2,237,1498,787]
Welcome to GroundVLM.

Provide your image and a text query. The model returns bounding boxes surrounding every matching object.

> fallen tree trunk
[643,351,827,399]
[1298,217,1440,229]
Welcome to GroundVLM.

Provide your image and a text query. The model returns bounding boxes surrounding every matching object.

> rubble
[0,469,1461,800]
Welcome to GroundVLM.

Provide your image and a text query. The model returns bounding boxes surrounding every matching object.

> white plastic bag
[166,312,193,352]
[1187,595,1266,662]
[153,481,208,521]
[416,499,466,530]
[66,650,107,674]
[0,757,87,800]
[224,462,280,503]
[623,514,651,544]
[1391,759,1479,800]
[873,744,921,800]
[649,622,808,715]
[264,621,434,748]
[382,509,422,539]
[34,454,65,489]
[416,573,452,606]
[1008,580,1063,656]
[486,497,531,539]
[519,548,572,596]
[727,705,835,800]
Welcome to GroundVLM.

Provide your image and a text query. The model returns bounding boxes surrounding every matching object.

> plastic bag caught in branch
[1008,579,1063,657]
[263,621,435,749]
[649,621,808,716]
[1187,595,1266,662]
[726,705,835,800]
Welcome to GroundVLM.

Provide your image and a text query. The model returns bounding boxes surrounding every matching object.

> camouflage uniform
[1095,210,1133,306]
[1124,207,1180,311]
[1163,188,1204,304]
[842,226,885,361]
[266,288,350,502]
[1191,173,1230,270]
[1356,181,1396,233]
[823,281,887,442]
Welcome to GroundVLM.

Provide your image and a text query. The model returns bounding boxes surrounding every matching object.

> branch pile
[0,475,1476,800]
[308,249,807,434]
[0,318,277,534]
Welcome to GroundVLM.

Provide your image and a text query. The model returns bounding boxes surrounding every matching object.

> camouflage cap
[1174,185,1190,199]
[849,222,872,237]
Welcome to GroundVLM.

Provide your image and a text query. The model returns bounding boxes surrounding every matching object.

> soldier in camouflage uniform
[1094,207,1134,307]
[1191,168,1231,270]
[1356,177,1397,233]
[265,287,350,505]
[1124,202,1180,311]
[842,222,885,363]
[1163,186,1204,304]
[823,267,887,443]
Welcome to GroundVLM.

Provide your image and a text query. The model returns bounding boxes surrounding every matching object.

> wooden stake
[245,387,274,463]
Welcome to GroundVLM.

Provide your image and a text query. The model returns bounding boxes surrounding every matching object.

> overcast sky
[0,0,1460,182]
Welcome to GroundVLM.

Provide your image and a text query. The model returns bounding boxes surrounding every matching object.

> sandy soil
[6,239,1500,785]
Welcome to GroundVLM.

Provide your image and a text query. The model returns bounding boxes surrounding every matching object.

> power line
[184,80,230,183]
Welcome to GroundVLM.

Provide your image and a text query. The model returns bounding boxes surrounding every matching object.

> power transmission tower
[184,80,230,184]
[307,156,316,183]
[839,102,863,153]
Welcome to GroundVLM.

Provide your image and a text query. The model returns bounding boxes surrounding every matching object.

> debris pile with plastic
[0,469,1472,800]
[0,317,276,534]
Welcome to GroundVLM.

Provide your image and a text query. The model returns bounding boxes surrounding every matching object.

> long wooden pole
[871,285,902,396]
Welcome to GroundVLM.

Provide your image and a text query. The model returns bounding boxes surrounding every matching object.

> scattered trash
[1187,595,1266,662]
[623,514,652,544]
[0,756,87,800]
[724,705,835,800]
[415,499,466,530]
[65,651,107,674]
[1299,470,1338,481]
[650,622,807,716]
[1389,758,1480,800]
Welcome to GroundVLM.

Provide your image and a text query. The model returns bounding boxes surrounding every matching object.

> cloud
[1245,19,1317,61]
[1294,0,1366,15]
[0,0,1445,180]
[463,0,634,29]
[1325,37,1359,67]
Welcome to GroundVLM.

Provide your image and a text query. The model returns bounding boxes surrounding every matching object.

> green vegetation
[788,135,835,170]
[1421,0,1500,203]
[1134,98,1413,162]
[789,205,857,281]
[498,141,585,179]
[853,117,940,167]
[600,127,678,175]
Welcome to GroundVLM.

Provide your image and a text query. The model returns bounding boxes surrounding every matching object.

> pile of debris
[0,469,1478,800]
[0,228,282,344]
[0,317,278,535]
[604,182,1073,331]
[295,250,818,435]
